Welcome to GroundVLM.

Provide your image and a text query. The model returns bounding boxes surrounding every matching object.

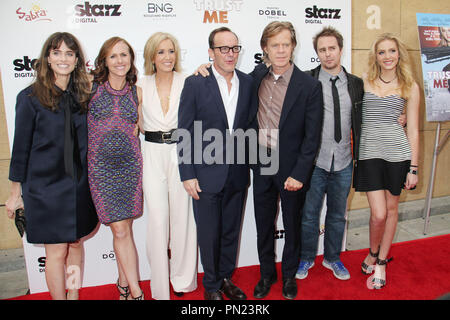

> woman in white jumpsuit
[138,32,197,300]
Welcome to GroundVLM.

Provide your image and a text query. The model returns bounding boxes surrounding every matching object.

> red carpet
[8,234,450,300]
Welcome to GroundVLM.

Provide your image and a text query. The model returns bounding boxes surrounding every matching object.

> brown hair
[91,37,138,85]
[313,26,344,53]
[32,32,91,112]
[260,21,297,63]
[208,26,239,49]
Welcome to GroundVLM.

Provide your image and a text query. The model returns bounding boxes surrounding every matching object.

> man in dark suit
[250,21,323,300]
[177,27,253,300]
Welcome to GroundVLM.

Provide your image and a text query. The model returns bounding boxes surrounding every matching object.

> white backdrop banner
[0,0,351,293]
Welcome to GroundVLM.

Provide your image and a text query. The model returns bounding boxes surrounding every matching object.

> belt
[144,129,176,144]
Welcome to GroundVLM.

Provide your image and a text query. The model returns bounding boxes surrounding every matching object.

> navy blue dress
[9,86,98,244]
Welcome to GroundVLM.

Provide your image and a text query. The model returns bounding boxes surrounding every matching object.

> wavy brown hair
[91,37,138,85]
[32,32,91,112]
[260,21,297,64]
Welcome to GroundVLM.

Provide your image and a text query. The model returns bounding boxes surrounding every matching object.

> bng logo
[144,3,176,18]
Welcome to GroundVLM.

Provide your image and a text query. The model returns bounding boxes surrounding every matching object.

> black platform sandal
[361,247,379,275]
[131,290,144,300]
[116,280,130,300]
[371,257,393,289]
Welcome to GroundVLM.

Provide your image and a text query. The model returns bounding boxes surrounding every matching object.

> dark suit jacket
[178,67,253,193]
[249,63,324,189]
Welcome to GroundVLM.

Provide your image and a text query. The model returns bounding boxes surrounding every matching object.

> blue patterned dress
[87,81,143,224]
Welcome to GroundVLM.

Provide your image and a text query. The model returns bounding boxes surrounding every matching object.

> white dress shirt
[211,64,239,130]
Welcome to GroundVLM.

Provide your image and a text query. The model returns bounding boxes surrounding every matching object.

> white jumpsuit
[138,72,197,300]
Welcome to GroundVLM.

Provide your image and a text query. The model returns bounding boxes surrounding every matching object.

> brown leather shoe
[204,290,223,300]
[220,278,247,300]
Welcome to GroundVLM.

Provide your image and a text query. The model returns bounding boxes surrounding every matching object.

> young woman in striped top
[354,33,420,289]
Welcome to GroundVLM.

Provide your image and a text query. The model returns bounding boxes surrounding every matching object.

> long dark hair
[91,37,138,85]
[32,32,91,112]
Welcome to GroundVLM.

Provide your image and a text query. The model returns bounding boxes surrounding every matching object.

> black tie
[330,76,341,143]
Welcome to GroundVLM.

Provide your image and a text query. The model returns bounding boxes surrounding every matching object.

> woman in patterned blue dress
[88,37,144,300]
[354,33,420,289]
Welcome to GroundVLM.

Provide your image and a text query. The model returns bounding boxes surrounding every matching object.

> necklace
[155,75,173,115]
[379,74,397,84]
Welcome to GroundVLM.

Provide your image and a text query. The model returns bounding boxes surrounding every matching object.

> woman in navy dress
[5,32,98,300]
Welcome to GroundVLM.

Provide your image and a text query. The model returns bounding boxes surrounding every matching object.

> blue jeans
[300,161,353,262]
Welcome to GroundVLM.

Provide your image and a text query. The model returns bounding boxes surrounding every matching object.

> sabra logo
[16,4,51,22]
[75,1,121,17]
[192,0,243,24]
[86,60,94,73]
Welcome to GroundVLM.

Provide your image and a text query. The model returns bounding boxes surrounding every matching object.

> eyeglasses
[212,45,242,54]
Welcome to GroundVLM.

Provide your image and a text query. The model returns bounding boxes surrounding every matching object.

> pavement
[1,196,449,300]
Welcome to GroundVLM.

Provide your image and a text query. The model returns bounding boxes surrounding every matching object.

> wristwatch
[408,168,418,175]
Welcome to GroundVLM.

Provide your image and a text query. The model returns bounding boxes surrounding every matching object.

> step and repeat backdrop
[0,0,351,293]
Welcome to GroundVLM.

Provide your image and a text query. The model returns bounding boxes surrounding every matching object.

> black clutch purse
[14,208,26,238]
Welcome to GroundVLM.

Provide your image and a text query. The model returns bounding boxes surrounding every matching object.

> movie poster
[417,13,450,122]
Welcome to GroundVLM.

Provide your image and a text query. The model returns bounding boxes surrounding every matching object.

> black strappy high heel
[131,290,144,300]
[371,257,394,289]
[361,247,379,275]
[116,279,130,300]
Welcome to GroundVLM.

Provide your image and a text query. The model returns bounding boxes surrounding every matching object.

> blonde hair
[439,27,450,47]
[260,21,297,64]
[367,33,415,99]
[143,32,181,75]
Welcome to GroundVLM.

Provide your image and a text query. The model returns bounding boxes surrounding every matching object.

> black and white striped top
[358,92,411,162]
